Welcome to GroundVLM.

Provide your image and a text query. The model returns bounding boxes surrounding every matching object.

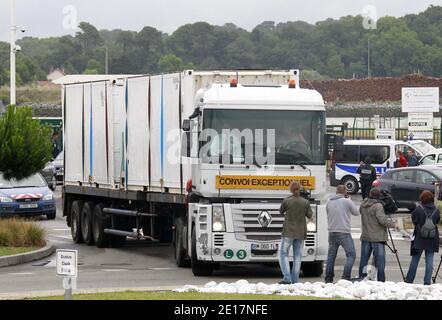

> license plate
[19,203,38,209]
[251,243,278,251]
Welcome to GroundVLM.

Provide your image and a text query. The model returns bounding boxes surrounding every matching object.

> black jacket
[357,163,377,183]
[410,203,440,254]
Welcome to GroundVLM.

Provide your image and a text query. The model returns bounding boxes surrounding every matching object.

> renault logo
[258,211,272,228]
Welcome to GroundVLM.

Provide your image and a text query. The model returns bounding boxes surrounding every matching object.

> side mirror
[182,119,194,132]
[181,132,192,158]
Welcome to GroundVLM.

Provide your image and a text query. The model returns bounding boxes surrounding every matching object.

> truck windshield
[201,109,326,165]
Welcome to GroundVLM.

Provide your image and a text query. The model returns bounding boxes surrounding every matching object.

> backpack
[419,206,437,239]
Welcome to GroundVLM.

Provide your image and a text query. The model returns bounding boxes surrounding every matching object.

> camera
[14,44,21,52]
[21,27,26,33]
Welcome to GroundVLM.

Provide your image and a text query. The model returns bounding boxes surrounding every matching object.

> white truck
[58,69,328,276]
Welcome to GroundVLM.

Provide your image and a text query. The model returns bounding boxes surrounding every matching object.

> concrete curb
[0,286,180,300]
[0,241,55,268]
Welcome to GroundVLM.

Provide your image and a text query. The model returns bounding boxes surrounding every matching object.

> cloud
[0,0,441,41]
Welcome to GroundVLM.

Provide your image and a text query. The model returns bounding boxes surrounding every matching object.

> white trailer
[59,70,328,276]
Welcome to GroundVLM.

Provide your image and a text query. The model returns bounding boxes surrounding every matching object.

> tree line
[0,5,441,86]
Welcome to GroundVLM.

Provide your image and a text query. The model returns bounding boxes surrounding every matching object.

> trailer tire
[71,200,84,243]
[175,217,190,268]
[93,204,110,248]
[81,201,95,245]
[302,261,324,277]
[191,227,214,276]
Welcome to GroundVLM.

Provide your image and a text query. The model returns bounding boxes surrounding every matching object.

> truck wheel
[81,201,95,245]
[302,261,324,277]
[71,200,84,243]
[191,227,213,276]
[46,211,56,220]
[93,204,110,248]
[175,217,190,268]
[342,177,359,194]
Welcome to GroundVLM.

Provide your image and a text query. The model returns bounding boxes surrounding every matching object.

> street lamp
[9,0,25,106]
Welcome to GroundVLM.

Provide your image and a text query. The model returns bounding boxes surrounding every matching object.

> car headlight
[0,196,13,203]
[212,205,226,232]
[43,193,54,201]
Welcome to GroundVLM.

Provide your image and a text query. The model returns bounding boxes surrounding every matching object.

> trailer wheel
[93,204,110,248]
[302,261,324,277]
[70,200,84,243]
[81,201,95,245]
[175,217,190,268]
[191,227,214,276]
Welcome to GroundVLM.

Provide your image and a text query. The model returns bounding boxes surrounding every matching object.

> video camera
[378,189,398,214]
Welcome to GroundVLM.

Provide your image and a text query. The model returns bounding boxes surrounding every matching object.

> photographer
[358,188,397,282]
[325,185,359,283]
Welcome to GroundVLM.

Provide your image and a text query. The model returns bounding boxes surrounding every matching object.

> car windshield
[202,109,326,165]
[0,173,47,189]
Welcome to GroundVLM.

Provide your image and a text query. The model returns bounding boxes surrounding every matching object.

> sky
[0,0,441,42]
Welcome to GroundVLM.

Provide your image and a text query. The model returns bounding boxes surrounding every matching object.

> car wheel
[342,177,359,194]
[46,211,56,220]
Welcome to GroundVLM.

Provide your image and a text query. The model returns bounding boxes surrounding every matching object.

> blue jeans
[325,232,356,283]
[358,240,386,282]
[406,250,434,285]
[279,237,303,283]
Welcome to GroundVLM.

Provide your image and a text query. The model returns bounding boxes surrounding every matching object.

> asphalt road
[0,186,440,295]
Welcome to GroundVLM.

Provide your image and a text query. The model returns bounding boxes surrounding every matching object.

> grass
[0,246,38,257]
[0,82,60,105]
[0,218,46,247]
[32,291,342,300]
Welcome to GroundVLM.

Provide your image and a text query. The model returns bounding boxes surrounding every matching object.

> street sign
[408,113,433,131]
[375,128,395,140]
[56,249,77,277]
[410,131,433,140]
[402,87,439,113]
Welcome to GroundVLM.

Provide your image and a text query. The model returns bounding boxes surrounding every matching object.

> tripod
[432,257,442,283]
[385,221,406,282]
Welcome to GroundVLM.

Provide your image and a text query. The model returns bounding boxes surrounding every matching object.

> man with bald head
[325,184,359,283]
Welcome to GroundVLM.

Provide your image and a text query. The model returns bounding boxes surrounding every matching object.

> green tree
[157,54,184,73]
[0,106,52,180]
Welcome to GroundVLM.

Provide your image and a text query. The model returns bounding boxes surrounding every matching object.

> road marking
[47,239,70,244]
[52,228,71,231]
[147,268,174,271]
[102,269,128,272]
[50,235,72,240]
[8,272,35,276]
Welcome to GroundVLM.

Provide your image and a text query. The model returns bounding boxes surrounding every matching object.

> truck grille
[231,204,316,244]
[232,205,283,241]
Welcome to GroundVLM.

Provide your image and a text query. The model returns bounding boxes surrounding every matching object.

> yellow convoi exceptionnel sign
[216,175,315,190]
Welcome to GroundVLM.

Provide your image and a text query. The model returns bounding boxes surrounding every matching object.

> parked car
[40,161,57,191]
[372,165,442,211]
[52,151,63,182]
[419,148,442,166]
[0,172,56,219]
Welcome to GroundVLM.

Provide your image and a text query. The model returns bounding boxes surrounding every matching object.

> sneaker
[278,281,291,285]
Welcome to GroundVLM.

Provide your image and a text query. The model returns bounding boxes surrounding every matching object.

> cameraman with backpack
[405,190,440,285]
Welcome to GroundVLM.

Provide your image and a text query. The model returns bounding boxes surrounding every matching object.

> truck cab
[181,79,328,276]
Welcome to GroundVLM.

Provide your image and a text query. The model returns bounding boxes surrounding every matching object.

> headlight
[307,221,316,232]
[306,207,317,232]
[43,193,54,201]
[212,205,226,232]
[0,196,13,203]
